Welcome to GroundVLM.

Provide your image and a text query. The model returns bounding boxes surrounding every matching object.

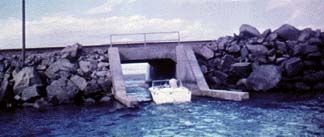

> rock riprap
[0,43,112,109]
[197,24,324,92]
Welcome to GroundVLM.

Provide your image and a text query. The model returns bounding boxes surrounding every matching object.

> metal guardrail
[109,31,180,47]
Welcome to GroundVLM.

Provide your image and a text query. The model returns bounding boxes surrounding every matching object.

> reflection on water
[0,74,323,137]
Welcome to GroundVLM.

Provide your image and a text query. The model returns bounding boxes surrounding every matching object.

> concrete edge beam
[201,89,250,101]
[108,47,138,107]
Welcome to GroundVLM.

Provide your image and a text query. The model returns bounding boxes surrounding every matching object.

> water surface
[0,74,323,136]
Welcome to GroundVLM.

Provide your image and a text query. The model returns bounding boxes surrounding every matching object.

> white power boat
[149,79,191,104]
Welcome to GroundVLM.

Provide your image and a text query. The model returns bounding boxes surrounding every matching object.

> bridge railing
[109,31,180,47]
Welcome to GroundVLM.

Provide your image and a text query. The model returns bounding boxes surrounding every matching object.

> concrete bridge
[0,40,249,107]
[107,41,249,107]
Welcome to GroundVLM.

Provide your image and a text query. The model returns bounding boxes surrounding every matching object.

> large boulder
[13,67,42,95]
[70,75,87,91]
[274,24,301,41]
[46,78,79,104]
[284,57,303,76]
[230,62,252,79]
[21,85,39,101]
[61,43,81,60]
[221,55,237,71]
[246,44,268,55]
[246,65,282,91]
[79,61,92,74]
[298,28,313,42]
[45,59,76,79]
[290,44,319,56]
[239,24,261,38]
[226,44,241,53]
[46,78,69,104]
[196,46,214,60]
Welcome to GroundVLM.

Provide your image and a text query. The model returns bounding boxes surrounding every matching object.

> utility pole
[22,0,26,65]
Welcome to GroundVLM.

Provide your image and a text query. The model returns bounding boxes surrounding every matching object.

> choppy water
[0,75,323,137]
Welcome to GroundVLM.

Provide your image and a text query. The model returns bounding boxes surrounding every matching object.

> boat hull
[149,87,191,104]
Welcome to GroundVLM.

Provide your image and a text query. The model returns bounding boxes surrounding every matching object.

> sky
[0,0,324,49]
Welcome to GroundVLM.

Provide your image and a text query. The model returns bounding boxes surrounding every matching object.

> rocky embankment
[0,44,112,109]
[196,24,324,92]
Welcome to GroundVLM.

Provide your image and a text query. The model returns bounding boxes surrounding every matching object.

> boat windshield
[151,79,183,88]
[152,80,170,88]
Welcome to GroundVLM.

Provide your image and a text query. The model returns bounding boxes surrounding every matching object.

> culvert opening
[121,59,176,102]
[122,63,151,102]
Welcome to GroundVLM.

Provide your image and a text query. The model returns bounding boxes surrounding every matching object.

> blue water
[0,75,323,137]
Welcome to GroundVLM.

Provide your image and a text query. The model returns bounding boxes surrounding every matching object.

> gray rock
[197,46,214,60]
[84,80,102,96]
[97,62,109,70]
[275,41,287,54]
[99,96,112,103]
[313,82,324,90]
[97,78,112,92]
[240,47,249,59]
[36,64,47,71]
[303,71,324,82]
[84,98,96,105]
[79,61,91,74]
[58,71,72,79]
[61,43,81,59]
[246,65,282,91]
[267,33,278,41]
[236,78,247,87]
[218,37,229,50]
[246,44,268,55]
[268,54,276,62]
[13,67,42,95]
[261,29,271,38]
[0,63,5,72]
[284,57,303,76]
[46,78,79,104]
[294,82,310,91]
[45,59,76,79]
[230,62,252,78]
[274,24,301,41]
[308,37,322,45]
[213,70,228,83]
[46,78,69,104]
[226,44,241,53]
[70,75,87,91]
[33,98,49,110]
[0,55,4,62]
[239,24,261,38]
[298,28,312,42]
[0,72,4,79]
[66,80,79,99]
[221,55,236,71]
[291,44,319,56]
[303,60,318,69]
[211,76,222,87]
[200,65,208,74]
[21,85,39,101]
[307,52,322,59]
[95,71,109,77]
[0,74,10,102]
